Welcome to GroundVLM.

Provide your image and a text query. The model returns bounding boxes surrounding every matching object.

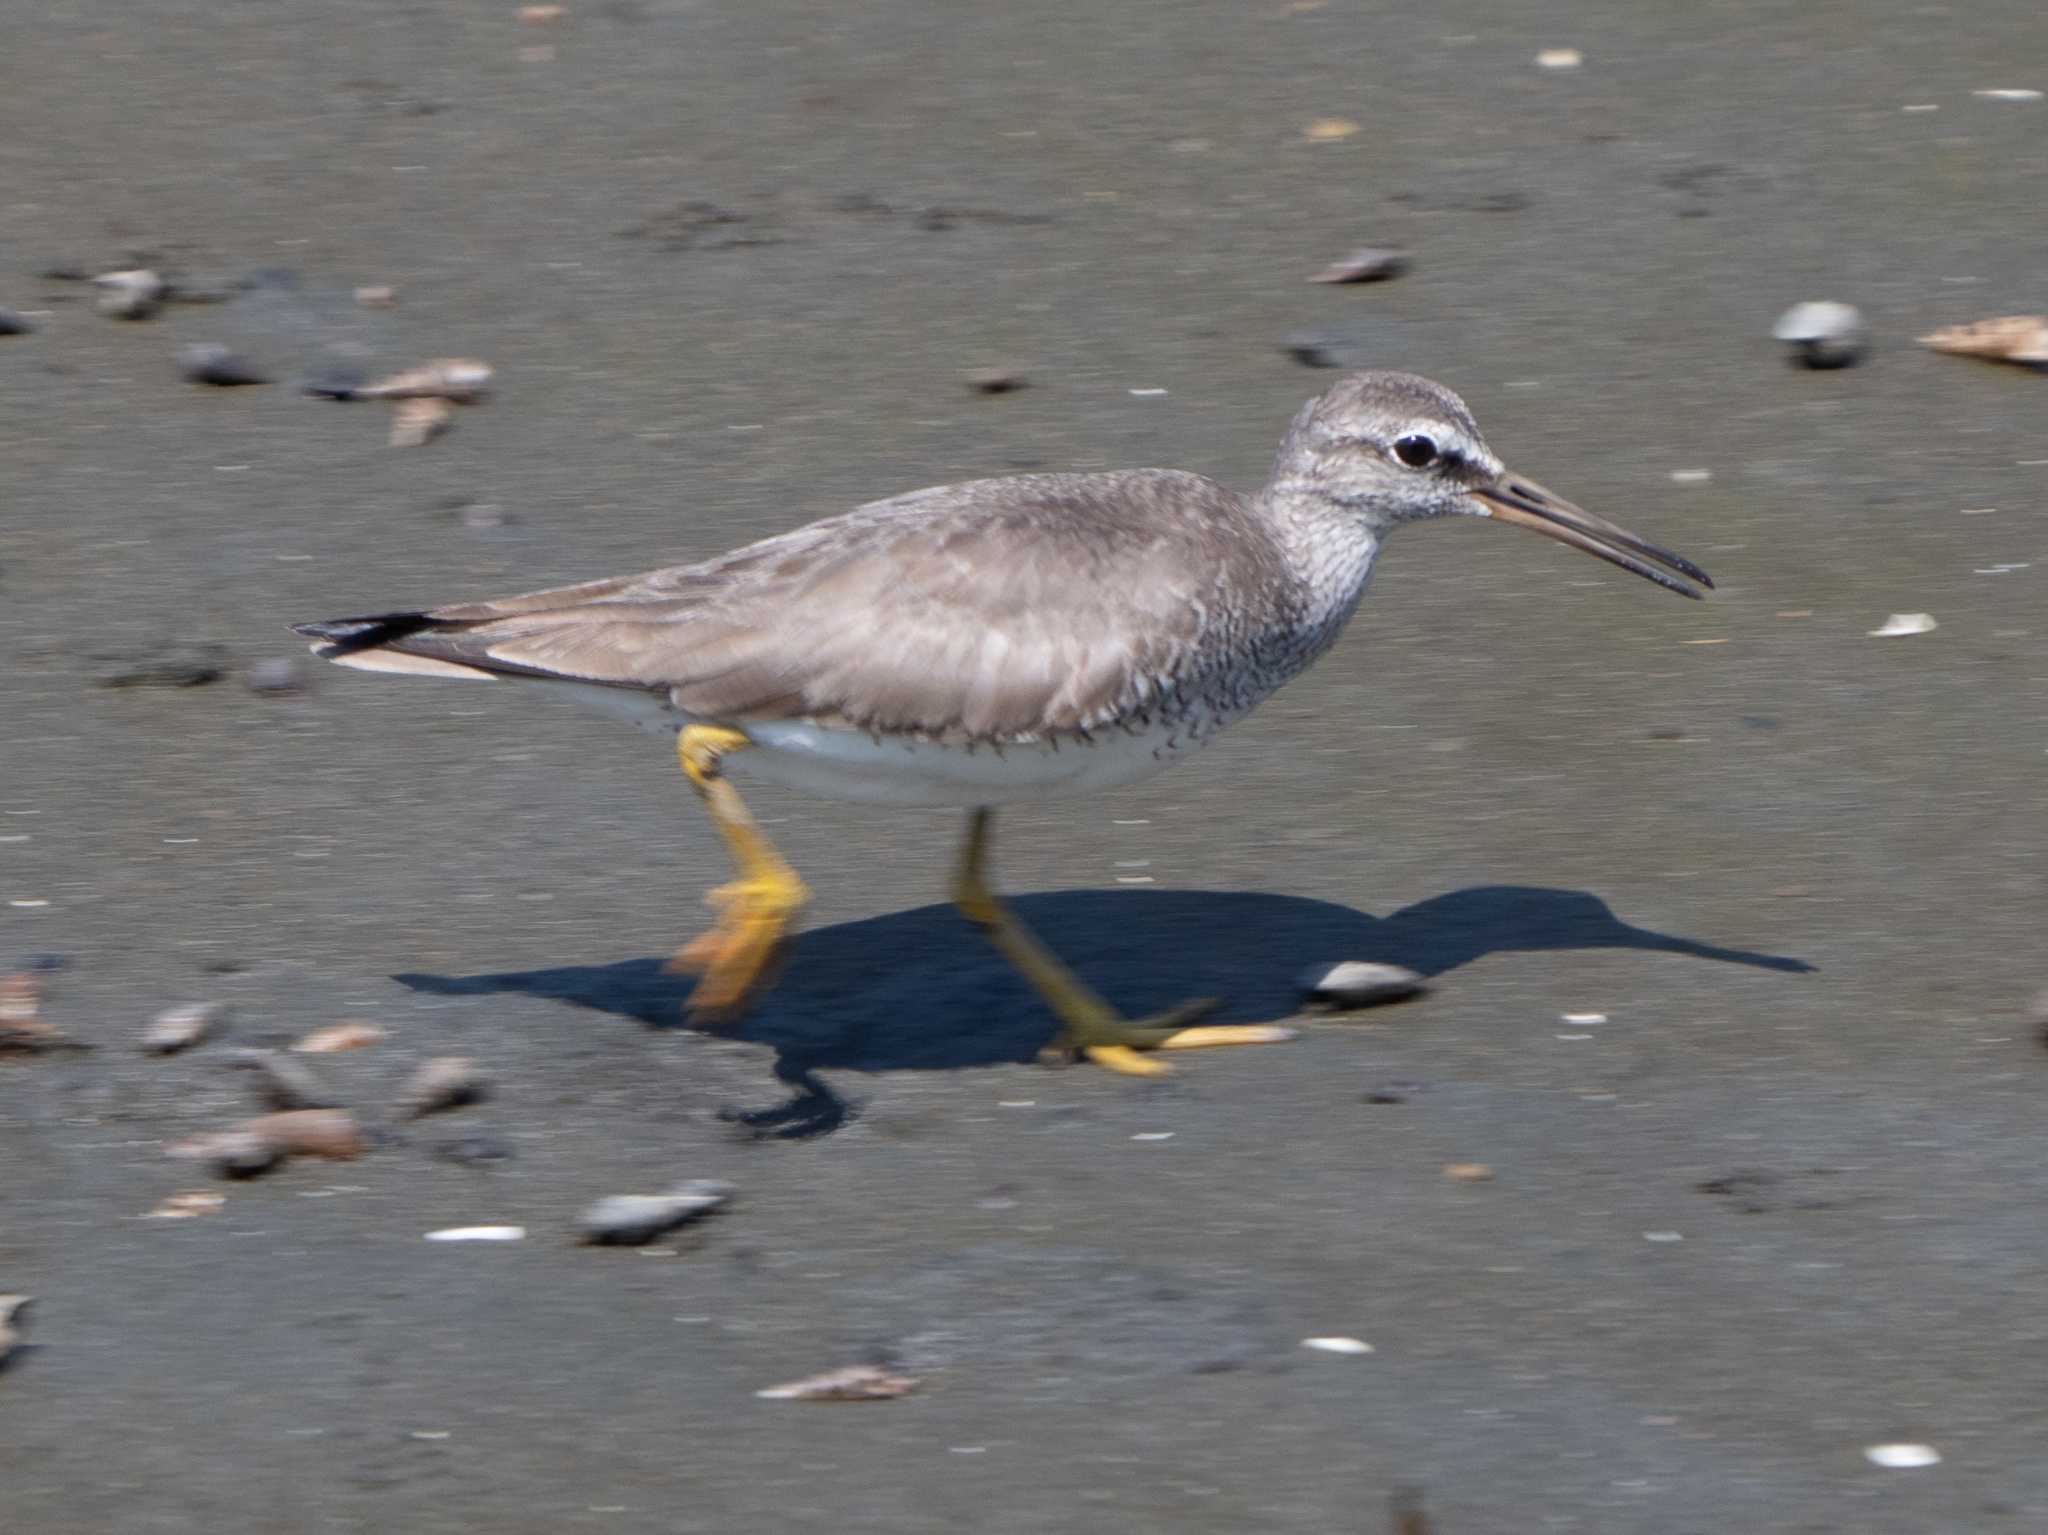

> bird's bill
[1469,475,1713,599]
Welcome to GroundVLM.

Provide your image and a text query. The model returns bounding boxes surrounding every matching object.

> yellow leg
[666,725,810,1022]
[948,808,1294,1076]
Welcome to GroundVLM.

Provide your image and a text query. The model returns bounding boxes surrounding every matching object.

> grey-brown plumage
[296,371,1707,766]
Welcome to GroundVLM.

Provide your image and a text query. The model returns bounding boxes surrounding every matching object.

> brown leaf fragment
[242,1109,368,1159]
[1919,315,2048,365]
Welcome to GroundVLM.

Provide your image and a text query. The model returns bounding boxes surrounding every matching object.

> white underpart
[562,678,1219,807]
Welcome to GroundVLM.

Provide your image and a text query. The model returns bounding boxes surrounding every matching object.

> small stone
[226,1048,337,1110]
[1298,960,1427,1009]
[241,1108,368,1160]
[141,1002,226,1055]
[0,971,44,1026]
[177,343,269,387]
[353,285,397,309]
[294,1021,386,1053]
[580,1180,735,1245]
[395,1056,489,1119]
[0,309,34,336]
[1864,1442,1940,1468]
[244,659,305,694]
[1772,301,1866,369]
[518,4,566,18]
[91,643,228,689]
[1361,1083,1416,1104]
[0,1295,32,1370]
[431,1132,514,1166]
[425,1224,525,1242]
[1281,330,1350,369]
[1972,88,2042,102]
[1308,247,1408,284]
[92,268,166,319]
[1442,1162,1494,1183]
[1536,48,1584,69]
[1868,612,1936,638]
[755,1363,918,1401]
[966,368,1026,395]
[166,1128,285,1179]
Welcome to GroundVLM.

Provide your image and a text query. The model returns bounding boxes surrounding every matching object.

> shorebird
[296,371,1710,1075]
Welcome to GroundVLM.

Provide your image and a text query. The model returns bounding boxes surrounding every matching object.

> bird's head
[1272,370,1712,598]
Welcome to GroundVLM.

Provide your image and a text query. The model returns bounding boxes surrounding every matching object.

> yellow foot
[1052,999,1298,1077]
[666,876,806,1022]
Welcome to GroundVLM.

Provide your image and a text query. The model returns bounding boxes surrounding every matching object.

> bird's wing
[300,472,1280,740]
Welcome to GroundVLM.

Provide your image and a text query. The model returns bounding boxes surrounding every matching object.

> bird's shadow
[398,885,1812,1137]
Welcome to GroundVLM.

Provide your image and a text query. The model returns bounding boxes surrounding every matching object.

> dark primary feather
[297,472,1298,741]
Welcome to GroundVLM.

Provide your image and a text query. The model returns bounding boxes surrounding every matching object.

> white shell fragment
[0,1295,32,1369]
[93,269,165,319]
[755,1364,919,1401]
[425,1225,526,1242]
[395,1056,489,1119]
[146,1190,226,1219]
[1301,1336,1374,1354]
[1973,88,2042,102]
[1864,1442,1941,1468]
[295,1022,386,1053]
[141,1002,226,1054]
[1536,48,1583,69]
[1869,612,1937,638]
[390,397,454,447]
[1298,960,1427,1010]
[351,358,494,403]
[580,1180,735,1245]
[1772,301,1866,369]
[1309,247,1409,284]
[1918,315,2048,366]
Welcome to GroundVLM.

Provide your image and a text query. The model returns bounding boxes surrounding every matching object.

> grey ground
[5,1,2048,1530]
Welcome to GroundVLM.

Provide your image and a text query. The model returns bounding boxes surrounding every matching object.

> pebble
[425,1225,525,1242]
[1309,247,1408,284]
[354,285,397,309]
[1298,960,1427,1009]
[1442,1163,1494,1183]
[0,971,44,1027]
[1918,314,2048,366]
[166,1128,285,1179]
[177,343,269,387]
[1972,88,2042,102]
[1864,1442,1940,1468]
[755,1364,918,1401]
[1869,612,1936,638]
[242,1109,368,1160]
[580,1180,735,1245]
[431,1132,514,1166]
[92,268,166,319]
[395,1056,489,1119]
[91,643,228,689]
[966,367,1026,395]
[244,659,305,695]
[0,309,33,335]
[1281,330,1350,369]
[1536,48,1584,69]
[1302,117,1361,141]
[226,1048,337,1111]
[140,1002,227,1054]
[294,1021,386,1053]
[0,1296,31,1369]
[1771,301,1866,369]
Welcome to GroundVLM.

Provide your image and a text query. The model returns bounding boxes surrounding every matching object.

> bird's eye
[1393,434,1439,469]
